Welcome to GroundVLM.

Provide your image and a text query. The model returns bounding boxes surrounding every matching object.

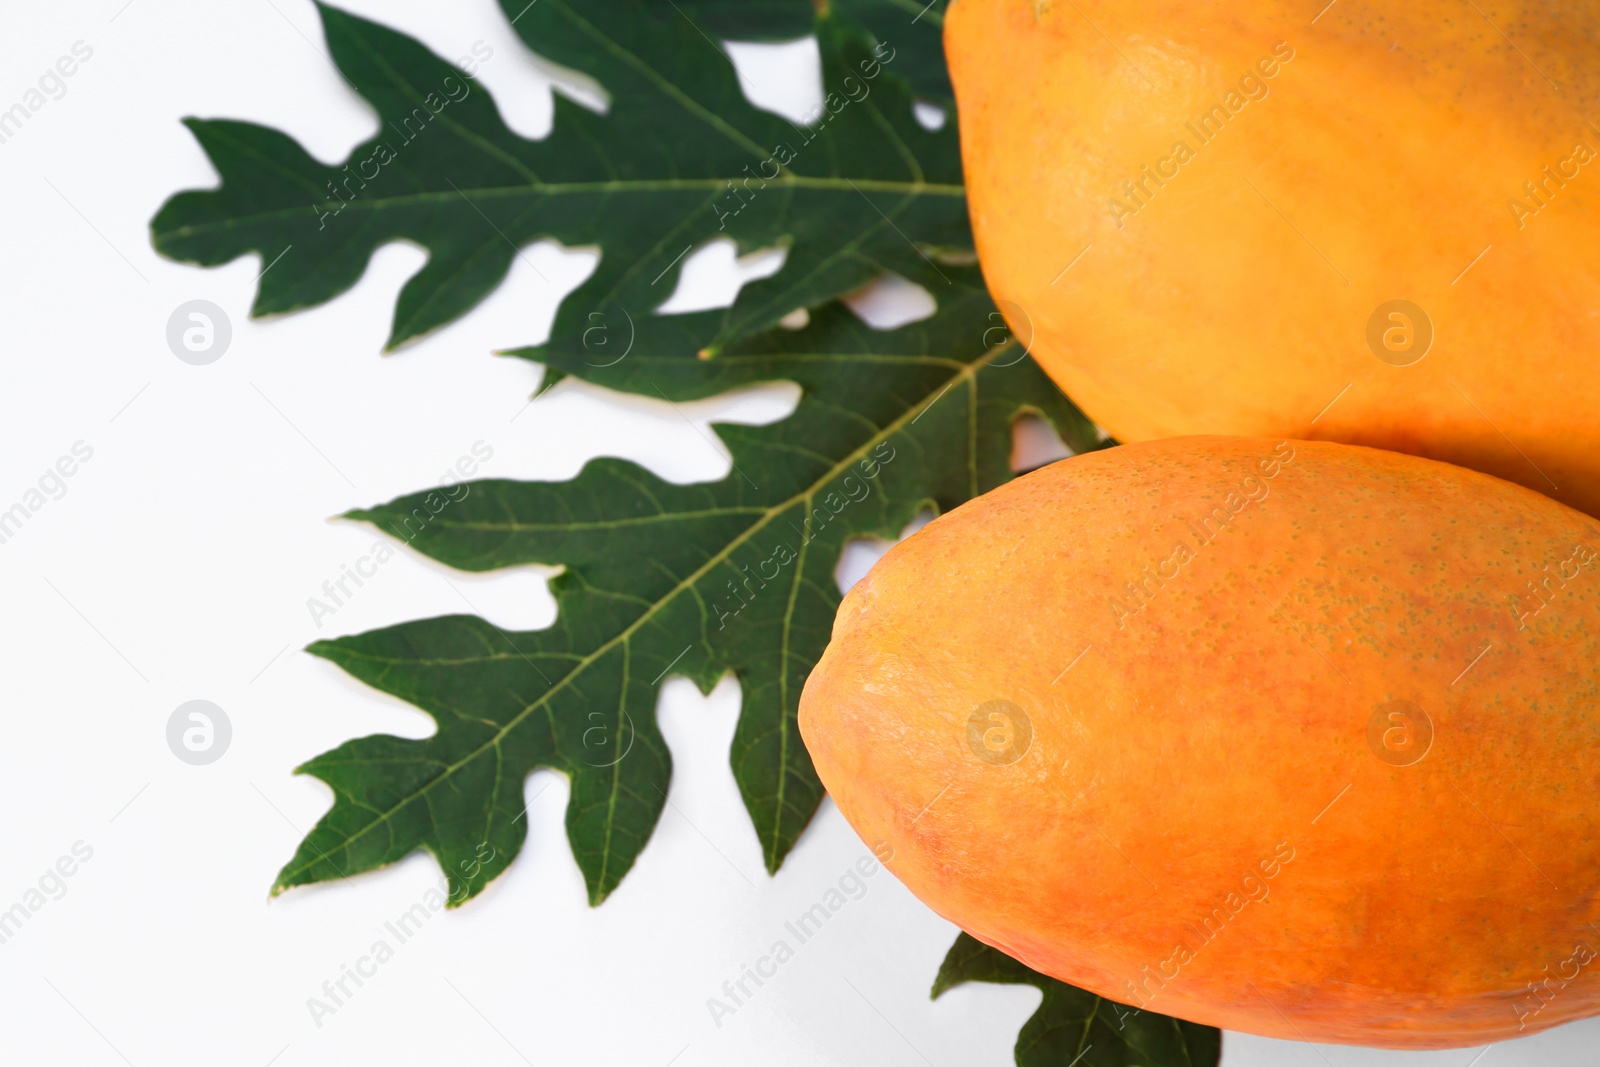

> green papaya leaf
[150,0,965,353]
[274,267,1102,905]
[934,933,1224,1067]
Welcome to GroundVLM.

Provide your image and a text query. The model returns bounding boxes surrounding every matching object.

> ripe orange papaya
[945,0,1600,516]
[799,437,1600,1048]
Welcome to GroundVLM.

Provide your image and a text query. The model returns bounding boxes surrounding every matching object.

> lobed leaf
[275,267,1101,905]
[151,0,965,352]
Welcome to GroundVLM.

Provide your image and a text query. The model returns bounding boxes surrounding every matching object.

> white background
[1,2,1595,1064]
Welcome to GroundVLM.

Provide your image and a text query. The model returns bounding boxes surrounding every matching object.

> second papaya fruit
[800,436,1600,1048]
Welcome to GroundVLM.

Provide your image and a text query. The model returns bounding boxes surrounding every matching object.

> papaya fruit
[945,0,1600,516]
[799,436,1600,1048]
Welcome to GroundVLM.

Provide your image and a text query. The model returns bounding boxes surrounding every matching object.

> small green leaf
[933,934,1223,1067]
[274,267,1101,905]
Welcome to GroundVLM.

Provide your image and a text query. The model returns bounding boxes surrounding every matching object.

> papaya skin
[946,0,1600,516]
[799,437,1600,1048]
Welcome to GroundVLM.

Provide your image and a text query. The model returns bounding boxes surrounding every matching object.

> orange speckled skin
[946,0,1600,516]
[799,437,1600,1048]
